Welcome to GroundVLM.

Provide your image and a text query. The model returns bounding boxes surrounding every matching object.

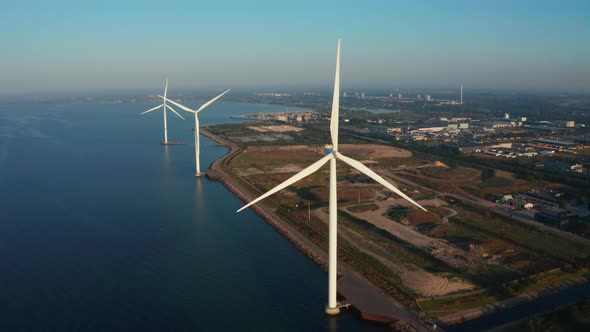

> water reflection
[163,145,171,171]
[194,177,208,223]
[328,316,339,331]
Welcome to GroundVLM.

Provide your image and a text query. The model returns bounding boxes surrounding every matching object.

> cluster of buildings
[487,114,577,130]
[343,91,368,99]
[377,113,583,154]
[347,116,581,149]
[341,109,590,180]
[254,93,294,97]
[489,191,578,229]
[475,142,542,158]
[242,111,320,123]
[343,91,460,105]
[386,123,470,142]
[544,159,589,176]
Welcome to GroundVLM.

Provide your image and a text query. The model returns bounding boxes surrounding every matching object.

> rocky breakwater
[201,128,329,272]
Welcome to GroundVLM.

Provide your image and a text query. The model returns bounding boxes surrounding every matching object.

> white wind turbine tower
[140,79,186,145]
[237,40,426,315]
[159,89,231,176]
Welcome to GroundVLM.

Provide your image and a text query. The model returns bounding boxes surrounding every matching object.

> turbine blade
[157,95,195,114]
[335,152,426,211]
[237,153,332,212]
[330,39,341,150]
[196,89,231,113]
[167,105,185,120]
[164,78,168,99]
[140,104,163,114]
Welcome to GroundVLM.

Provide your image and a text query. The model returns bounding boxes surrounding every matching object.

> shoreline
[201,127,329,271]
[438,276,589,327]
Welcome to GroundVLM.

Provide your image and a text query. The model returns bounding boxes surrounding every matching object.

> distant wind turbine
[237,40,426,315]
[140,79,185,145]
[159,89,231,176]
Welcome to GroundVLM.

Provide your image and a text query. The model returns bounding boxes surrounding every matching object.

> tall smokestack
[460,84,463,104]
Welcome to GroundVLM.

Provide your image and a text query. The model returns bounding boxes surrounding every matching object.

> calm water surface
[0,101,385,331]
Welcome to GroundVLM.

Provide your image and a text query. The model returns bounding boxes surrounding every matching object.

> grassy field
[276,208,419,308]
[419,166,480,180]
[401,172,461,195]
[514,268,589,294]
[229,143,406,208]
[479,176,514,188]
[336,210,459,275]
[418,268,589,318]
[418,289,497,313]
[346,203,379,213]
[231,148,320,173]
[500,298,590,332]
[423,222,485,249]
[451,201,590,263]
[570,216,590,238]
[575,148,590,155]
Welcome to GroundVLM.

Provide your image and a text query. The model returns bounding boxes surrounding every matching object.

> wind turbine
[140,79,186,145]
[237,40,426,315]
[159,89,231,176]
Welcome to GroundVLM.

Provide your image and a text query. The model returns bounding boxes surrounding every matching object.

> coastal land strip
[200,125,590,330]
[201,127,429,330]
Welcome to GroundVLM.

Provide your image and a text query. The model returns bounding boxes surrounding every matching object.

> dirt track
[314,205,476,297]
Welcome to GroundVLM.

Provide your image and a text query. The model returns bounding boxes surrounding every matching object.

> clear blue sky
[1,0,589,94]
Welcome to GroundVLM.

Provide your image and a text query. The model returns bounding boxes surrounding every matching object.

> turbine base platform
[195,173,204,177]
[325,306,341,316]
[160,142,185,146]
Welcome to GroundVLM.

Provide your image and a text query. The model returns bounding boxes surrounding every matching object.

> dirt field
[247,125,304,132]
[314,206,476,297]
[338,144,412,158]
[233,144,412,178]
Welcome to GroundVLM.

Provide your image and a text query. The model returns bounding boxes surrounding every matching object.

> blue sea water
[0,101,385,331]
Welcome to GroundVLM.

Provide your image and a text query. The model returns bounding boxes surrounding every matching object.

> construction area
[205,122,590,326]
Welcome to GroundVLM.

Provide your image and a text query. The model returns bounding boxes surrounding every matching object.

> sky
[1,0,589,94]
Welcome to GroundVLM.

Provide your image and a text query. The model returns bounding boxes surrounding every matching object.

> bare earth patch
[401,267,475,297]
[247,125,304,132]
[339,144,412,158]
[314,208,476,297]
[271,165,303,173]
